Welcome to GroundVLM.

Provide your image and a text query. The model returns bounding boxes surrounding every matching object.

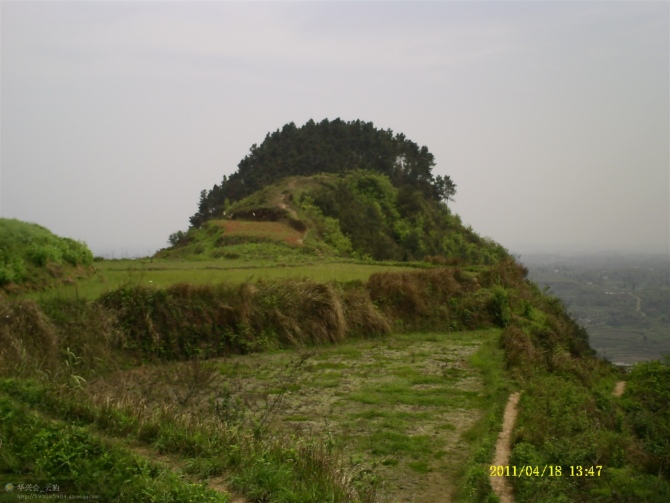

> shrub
[28,243,63,266]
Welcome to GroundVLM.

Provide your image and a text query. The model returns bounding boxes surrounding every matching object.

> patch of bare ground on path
[491,392,520,503]
[613,380,626,398]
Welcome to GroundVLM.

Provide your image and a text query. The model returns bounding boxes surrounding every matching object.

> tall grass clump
[0,377,379,503]
[367,267,507,330]
[100,278,391,360]
[0,300,59,377]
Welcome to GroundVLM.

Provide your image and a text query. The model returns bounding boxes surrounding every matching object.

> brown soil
[491,392,520,503]
[613,381,626,398]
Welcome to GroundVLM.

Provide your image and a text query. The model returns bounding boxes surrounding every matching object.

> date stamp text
[489,465,602,477]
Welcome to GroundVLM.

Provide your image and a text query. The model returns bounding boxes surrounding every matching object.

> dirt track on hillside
[613,381,626,397]
[491,392,520,503]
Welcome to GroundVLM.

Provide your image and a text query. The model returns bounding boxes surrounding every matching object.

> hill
[189,118,455,226]
[161,171,506,264]
[166,119,506,263]
[0,218,93,293]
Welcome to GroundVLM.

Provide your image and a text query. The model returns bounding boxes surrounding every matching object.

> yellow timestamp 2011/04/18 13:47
[489,465,603,477]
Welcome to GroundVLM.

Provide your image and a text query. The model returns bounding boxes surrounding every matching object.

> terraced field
[588,326,668,364]
[29,258,422,301]
[80,329,506,503]
[212,220,305,246]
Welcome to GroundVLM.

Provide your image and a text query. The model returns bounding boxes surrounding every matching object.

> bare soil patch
[613,380,626,398]
[215,220,304,245]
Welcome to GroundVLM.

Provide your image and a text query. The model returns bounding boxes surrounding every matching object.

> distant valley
[521,253,670,364]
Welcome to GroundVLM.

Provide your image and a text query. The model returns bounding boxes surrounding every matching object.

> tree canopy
[190,118,456,228]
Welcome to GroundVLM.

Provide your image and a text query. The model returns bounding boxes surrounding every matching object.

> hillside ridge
[162,172,506,264]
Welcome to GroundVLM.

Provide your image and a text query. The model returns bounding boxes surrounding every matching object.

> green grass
[190,329,503,502]
[0,378,372,503]
[0,327,499,503]
[27,258,421,301]
[0,394,229,502]
[0,218,93,289]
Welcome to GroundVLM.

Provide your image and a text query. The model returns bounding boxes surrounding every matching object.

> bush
[626,360,670,476]
[28,243,63,266]
[0,219,93,288]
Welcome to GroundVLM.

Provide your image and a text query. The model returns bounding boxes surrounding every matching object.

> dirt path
[629,293,645,317]
[491,392,520,503]
[613,381,626,398]
[278,189,309,244]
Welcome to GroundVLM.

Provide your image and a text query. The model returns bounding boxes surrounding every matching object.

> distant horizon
[3,214,667,260]
[3,2,668,259]
[88,243,670,261]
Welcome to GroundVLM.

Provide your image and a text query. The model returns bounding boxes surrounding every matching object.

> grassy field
[1,329,506,503]
[28,258,424,301]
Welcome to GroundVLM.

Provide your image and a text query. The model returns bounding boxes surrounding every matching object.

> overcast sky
[2,1,668,257]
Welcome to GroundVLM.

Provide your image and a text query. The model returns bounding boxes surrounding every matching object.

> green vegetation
[180,119,506,263]
[0,218,93,291]
[0,394,228,502]
[2,122,668,502]
[1,258,510,501]
[30,258,423,302]
[6,253,668,501]
[624,357,670,478]
[162,171,506,263]
[189,118,455,228]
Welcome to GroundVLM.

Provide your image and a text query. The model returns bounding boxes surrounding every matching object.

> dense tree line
[304,170,501,262]
[190,119,456,228]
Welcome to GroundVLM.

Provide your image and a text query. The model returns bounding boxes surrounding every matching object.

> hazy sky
[2,1,668,257]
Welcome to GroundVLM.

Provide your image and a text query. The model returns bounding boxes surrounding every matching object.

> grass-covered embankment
[0,218,93,292]
[29,257,427,302]
[0,391,229,502]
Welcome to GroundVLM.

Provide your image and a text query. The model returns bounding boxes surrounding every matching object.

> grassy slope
[157,175,335,260]
[2,261,505,501]
[0,218,94,293]
[0,329,507,503]
[0,392,229,502]
[2,215,668,501]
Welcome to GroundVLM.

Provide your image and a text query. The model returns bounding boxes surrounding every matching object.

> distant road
[629,293,645,316]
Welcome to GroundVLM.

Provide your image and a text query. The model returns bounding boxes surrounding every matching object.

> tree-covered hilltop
[190,118,456,228]
[179,119,503,263]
